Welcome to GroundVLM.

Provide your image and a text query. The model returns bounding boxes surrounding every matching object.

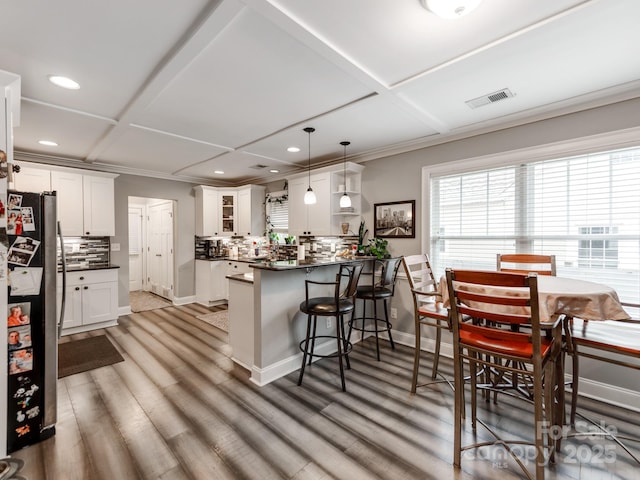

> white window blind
[266,190,288,231]
[430,146,640,305]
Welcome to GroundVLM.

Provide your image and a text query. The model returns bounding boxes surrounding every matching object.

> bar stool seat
[348,257,402,361]
[298,262,364,391]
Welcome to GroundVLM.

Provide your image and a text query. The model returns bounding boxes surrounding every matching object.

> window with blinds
[266,190,288,231]
[429,146,640,305]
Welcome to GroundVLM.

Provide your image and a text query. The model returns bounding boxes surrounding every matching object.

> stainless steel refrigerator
[6,191,58,452]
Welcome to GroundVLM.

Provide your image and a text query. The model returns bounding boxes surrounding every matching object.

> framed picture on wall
[374,200,415,238]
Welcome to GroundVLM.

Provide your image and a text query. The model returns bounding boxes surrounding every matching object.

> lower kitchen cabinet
[196,259,252,306]
[58,269,119,335]
[195,260,227,306]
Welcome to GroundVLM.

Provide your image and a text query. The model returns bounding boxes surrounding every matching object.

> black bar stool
[298,262,364,391]
[348,257,402,361]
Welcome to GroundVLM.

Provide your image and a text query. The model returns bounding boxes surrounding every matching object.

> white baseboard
[385,330,639,413]
[250,339,343,387]
[118,306,132,316]
[174,295,196,306]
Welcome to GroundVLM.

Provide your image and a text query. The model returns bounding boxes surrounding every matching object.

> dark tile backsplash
[58,236,110,270]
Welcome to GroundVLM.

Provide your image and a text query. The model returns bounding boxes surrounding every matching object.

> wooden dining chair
[497,253,557,276]
[402,254,450,394]
[566,307,640,425]
[446,269,562,480]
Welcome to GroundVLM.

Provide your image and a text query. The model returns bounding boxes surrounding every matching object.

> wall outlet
[390,308,398,319]
[326,318,332,329]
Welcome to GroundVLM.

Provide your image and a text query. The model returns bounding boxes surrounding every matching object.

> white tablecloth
[440,275,630,324]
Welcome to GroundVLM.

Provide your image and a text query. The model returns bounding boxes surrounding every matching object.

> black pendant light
[303,127,317,205]
[339,141,351,208]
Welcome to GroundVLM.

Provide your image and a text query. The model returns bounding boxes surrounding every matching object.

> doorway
[128,196,175,303]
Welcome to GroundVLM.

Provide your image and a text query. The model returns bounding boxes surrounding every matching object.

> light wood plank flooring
[11,303,640,479]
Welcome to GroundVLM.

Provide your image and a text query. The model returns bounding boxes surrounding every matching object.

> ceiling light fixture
[214,170,224,174]
[422,0,482,19]
[339,141,351,208]
[48,75,80,90]
[38,140,58,146]
[287,146,300,153]
[303,127,316,205]
[269,169,279,173]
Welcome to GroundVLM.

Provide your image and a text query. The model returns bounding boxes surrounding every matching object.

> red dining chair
[497,253,557,276]
[446,269,563,480]
[566,306,640,424]
[402,254,450,394]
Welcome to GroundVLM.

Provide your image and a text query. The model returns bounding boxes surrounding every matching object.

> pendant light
[303,127,317,205]
[339,141,351,208]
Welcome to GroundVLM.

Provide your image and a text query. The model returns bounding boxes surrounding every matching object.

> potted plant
[284,235,295,245]
[357,220,369,255]
[368,237,390,259]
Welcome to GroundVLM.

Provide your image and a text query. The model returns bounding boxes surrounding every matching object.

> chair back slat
[446,268,544,352]
[497,253,556,276]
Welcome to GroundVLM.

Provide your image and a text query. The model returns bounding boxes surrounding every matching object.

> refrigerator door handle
[57,221,67,338]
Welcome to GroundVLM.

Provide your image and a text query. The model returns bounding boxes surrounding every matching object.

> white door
[148,201,174,300]
[128,205,144,291]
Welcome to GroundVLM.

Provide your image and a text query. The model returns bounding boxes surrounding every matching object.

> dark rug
[58,335,124,378]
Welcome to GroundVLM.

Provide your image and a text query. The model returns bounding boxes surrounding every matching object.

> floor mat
[196,310,229,332]
[129,290,172,312]
[58,336,124,378]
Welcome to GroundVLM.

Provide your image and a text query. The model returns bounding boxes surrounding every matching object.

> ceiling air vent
[465,88,514,109]
[249,164,268,170]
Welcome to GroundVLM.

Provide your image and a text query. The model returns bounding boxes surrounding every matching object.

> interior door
[128,205,144,291]
[147,200,174,300]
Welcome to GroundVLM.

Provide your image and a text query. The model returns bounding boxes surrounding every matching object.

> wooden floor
[11,303,640,480]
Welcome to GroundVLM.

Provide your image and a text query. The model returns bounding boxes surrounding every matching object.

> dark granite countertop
[251,256,370,271]
[195,256,267,264]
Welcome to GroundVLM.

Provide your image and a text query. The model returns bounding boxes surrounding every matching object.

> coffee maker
[205,239,224,258]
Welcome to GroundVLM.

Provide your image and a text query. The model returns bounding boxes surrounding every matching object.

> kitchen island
[228,257,363,386]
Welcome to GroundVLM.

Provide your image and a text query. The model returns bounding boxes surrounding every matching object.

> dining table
[439,273,631,325]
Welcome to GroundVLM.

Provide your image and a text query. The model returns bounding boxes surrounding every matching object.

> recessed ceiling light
[287,147,300,153]
[38,140,58,146]
[269,169,279,173]
[48,75,80,90]
[214,170,224,174]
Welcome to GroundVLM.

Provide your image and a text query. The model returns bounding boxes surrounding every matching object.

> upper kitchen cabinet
[219,191,237,236]
[287,173,331,236]
[194,185,220,237]
[81,174,116,236]
[329,162,364,236]
[288,163,362,236]
[12,161,117,236]
[11,163,51,193]
[195,185,266,238]
[237,185,266,236]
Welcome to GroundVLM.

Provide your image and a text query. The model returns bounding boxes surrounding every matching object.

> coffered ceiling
[1,0,639,186]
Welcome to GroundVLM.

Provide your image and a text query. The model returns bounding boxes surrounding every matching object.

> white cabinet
[237,185,266,236]
[287,171,332,236]
[224,260,251,300]
[82,175,115,236]
[13,162,117,236]
[51,170,84,236]
[195,186,220,237]
[330,163,364,235]
[195,260,227,306]
[12,163,51,193]
[58,269,119,335]
[195,184,265,238]
[219,191,237,236]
